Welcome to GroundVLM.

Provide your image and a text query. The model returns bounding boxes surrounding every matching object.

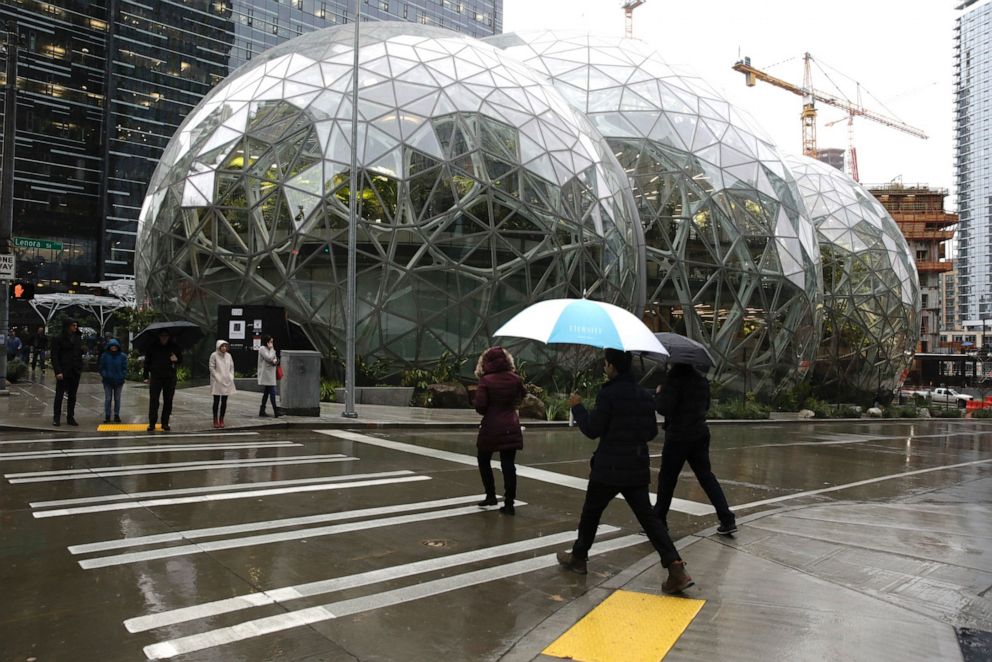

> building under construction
[867,183,957,354]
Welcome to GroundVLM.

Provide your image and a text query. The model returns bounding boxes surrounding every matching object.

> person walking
[473,346,526,515]
[256,335,280,417]
[209,339,236,428]
[144,330,181,432]
[98,338,127,423]
[18,326,31,364]
[31,325,48,371]
[6,328,21,361]
[557,348,693,594]
[654,362,736,535]
[50,319,83,426]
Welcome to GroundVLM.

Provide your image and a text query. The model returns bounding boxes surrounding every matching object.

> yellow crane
[622,0,646,38]
[732,53,927,181]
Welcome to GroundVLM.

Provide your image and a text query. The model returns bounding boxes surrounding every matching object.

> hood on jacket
[477,346,514,376]
[216,339,229,351]
[106,338,121,350]
[62,318,77,334]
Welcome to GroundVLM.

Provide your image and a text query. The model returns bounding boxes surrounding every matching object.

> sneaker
[114,415,122,423]
[662,560,694,594]
[717,521,738,536]
[556,550,587,575]
[161,424,171,432]
[477,496,498,507]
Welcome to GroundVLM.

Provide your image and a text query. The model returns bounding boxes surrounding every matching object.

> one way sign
[0,254,15,280]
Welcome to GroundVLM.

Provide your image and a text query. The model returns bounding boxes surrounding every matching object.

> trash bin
[279,349,322,416]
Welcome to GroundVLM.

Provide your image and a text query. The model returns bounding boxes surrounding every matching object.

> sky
[501,0,958,201]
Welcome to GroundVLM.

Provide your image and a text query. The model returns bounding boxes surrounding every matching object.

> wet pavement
[0,377,990,660]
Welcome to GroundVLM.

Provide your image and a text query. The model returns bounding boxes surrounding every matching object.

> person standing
[557,348,693,594]
[6,328,21,361]
[209,339,236,428]
[474,346,526,515]
[144,330,181,432]
[50,319,83,426]
[256,335,280,417]
[98,338,127,423]
[18,326,31,364]
[31,326,48,371]
[654,362,736,535]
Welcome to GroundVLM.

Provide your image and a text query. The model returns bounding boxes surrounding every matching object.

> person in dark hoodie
[50,319,83,426]
[655,362,736,535]
[98,338,128,423]
[557,348,693,594]
[473,346,527,515]
[143,330,181,432]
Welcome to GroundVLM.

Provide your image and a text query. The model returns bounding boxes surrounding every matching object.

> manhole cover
[422,539,448,548]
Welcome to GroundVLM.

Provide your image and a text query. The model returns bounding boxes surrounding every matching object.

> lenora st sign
[13,236,63,250]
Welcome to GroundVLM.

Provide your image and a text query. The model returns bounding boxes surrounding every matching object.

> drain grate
[422,539,448,548]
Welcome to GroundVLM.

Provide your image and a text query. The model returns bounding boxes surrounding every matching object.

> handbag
[276,364,284,380]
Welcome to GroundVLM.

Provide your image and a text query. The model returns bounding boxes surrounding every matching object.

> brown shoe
[662,560,694,594]
[556,550,587,575]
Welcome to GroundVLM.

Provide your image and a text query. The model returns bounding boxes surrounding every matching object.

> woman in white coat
[257,334,280,417]
[209,339,236,428]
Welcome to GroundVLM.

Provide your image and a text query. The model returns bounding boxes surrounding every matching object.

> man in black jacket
[50,319,83,426]
[557,348,693,594]
[143,330,181,432]
[655,363,736,535]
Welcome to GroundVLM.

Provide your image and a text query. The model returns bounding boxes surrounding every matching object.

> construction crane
[732,53,927,181]
[622,0,646,38]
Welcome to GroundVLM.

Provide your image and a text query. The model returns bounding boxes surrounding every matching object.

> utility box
[279,349,322,416]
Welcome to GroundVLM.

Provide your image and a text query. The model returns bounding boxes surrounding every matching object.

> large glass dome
[785,154,920,398]
[135,23,642,373]
[488,31,824,394]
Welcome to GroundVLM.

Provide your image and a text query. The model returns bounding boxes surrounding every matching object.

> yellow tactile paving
[97,423,162,432]
[543,590,705,662]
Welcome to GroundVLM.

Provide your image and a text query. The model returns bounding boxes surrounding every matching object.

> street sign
[13,236,63,250]
[0,253,14,280]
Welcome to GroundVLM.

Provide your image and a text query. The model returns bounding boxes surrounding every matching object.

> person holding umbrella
[209,340,236,428]
[557,348,693,594]
[143,330,182,432]
[473,346,526,515]
[50,319,83,426]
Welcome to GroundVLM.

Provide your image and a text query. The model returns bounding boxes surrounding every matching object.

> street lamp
[0,20,19,395]
[342,1,360,419]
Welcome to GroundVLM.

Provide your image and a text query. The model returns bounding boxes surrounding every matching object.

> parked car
[899,387,974,408]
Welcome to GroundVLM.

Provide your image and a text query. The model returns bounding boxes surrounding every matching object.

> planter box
[334,386,414,406]
[234,378,264,393]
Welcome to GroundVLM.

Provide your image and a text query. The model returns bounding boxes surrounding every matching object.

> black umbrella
[132,321,205,354]
[642,332,715,370]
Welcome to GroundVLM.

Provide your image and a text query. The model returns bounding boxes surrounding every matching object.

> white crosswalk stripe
[0,431,259,446]
[1,441,299,461]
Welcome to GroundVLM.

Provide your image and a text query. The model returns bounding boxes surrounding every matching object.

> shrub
[175,365,191,384]
[971,408,992,418]
[320,378,341,402]
[883,404,919,418]
[543,396,571,421]
[929,407,962,418]
[709,394,770,420]
[126,354,144,381]
[5,358,28,383]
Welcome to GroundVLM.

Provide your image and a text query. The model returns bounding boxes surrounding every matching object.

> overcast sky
[502,0,957,201]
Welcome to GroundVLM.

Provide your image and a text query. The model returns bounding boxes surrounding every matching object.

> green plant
[126,353,144,381]
[175,365,191,384]
[709,395,771,420]
[883,404,919,418]
[543,396,571,421]
[400,368,432,392]
[928,407,962,418]
[5,358,28,383]
[971,408,992,418]
[430,351,465,384]
[772,381,812,411]
[320,378,342,402]
[356,355,390,386]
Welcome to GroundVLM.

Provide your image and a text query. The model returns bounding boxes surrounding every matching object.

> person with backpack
[98,338,128,423]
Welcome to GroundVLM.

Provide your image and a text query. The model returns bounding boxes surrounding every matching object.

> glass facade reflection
[786,155,920,398]
[135,24,642,373]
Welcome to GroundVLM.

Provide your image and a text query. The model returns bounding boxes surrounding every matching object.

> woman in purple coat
[474,346,527,515]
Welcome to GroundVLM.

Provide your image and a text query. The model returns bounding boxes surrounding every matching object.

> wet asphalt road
[0,419,990,661]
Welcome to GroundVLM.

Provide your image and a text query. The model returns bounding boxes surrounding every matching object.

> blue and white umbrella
[493,298,668,356]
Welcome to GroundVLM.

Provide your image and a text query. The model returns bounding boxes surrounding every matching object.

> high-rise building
[869,183,957,353]
[942,268,960,337]
[0,1,502,289]
[954,0,992,323]
[815,147,845,173]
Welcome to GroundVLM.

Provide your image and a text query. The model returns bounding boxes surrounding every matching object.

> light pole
[0,20,19,395]
[342,1,360,419]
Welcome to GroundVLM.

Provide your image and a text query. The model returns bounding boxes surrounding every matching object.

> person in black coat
[50,319,83,426]
[655,363,736,534]
[31,325,48,370]
[474,346,527,515]
[557,348,693,594]
[143,330,182,432]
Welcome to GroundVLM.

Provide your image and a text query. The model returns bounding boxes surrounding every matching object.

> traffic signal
[10,281,34,300]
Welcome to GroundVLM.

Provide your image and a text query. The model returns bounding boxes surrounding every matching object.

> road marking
[80,501,526,569]
[543,590,705,662]
[1,441,299,461]
[69,494,497,555]
[124,525,606,632]
[319,430,713,516]
[142,534,648,659]
[0,431,259,446]
[6,455,356,483]
[735,458,992,511]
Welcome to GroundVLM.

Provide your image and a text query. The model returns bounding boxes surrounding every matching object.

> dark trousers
[212,395,228,420]
[572,480,680,567]
[148,377,176,425]
[260,385,277,412]
[53,372,81,421]
[655,429,734,525]
[477,449,517,503]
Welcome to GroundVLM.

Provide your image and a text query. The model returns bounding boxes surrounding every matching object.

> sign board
[0,254,14,280]
[217,305,291,374]
[14,237,63,251]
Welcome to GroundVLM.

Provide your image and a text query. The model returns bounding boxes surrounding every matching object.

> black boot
[259,406,268,417]
[273,406,281,418]
[477,496,498,507]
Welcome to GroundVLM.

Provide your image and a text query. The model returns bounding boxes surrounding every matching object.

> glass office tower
[0,0,502,287]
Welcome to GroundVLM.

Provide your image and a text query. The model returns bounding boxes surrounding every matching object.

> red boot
[219,418,225,428]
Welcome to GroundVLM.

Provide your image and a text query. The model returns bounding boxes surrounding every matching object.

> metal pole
[342,2,360,418]
[0,20,18,395]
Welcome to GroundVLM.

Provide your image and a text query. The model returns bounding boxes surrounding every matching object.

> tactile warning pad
[97,423,162,432]
[543,590,705,662]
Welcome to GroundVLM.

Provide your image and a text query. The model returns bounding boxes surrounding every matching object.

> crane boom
[622,0,646,38]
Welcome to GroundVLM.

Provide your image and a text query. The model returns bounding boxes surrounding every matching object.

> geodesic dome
[784,154,920,397]
[487,31,824,394]
[135,23,642,373]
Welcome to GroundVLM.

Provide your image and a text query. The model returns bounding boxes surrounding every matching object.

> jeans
[53,372,81,422]
[212,395,228,420]
[655,429,734,525]
[103,383,123,419]
[32,349,46,370]
[148,377,176,425]
[477,449,517,503]
[572,480,680,567]
[261,385,277,412]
